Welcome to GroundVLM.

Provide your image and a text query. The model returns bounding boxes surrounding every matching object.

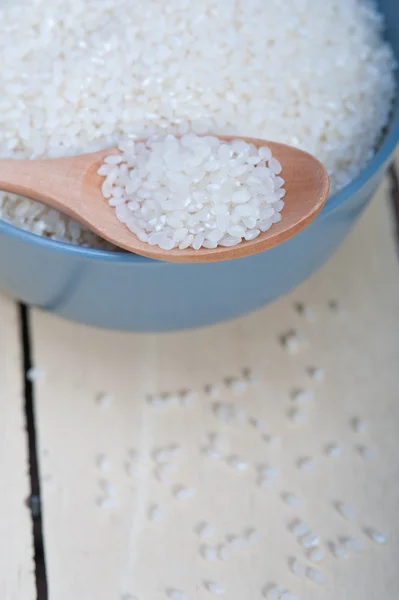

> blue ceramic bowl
[0,0,398,332]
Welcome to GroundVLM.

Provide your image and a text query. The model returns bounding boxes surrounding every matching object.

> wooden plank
[0,299,35,600]
[31,179,399,600]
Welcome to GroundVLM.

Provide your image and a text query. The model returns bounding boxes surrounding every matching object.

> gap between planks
[19,305,48,600]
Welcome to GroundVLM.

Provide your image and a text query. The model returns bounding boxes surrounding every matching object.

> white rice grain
[148,504,164,523]
[329,542,349,560]
[288,408,309,423]
[227,455,249,471]
[154,463,178,483]
[291,390,314,404]
[281,493,305,507]
[308,547,325,562]
[263,585,285,600]
[281,331,307,354]
[306,568,326,585]
[97,496,117,509]
[203,447,223,460]
[263,434,281,447]
[340,537,364,552]
[96,454,111,472]
[167,589,190,600]
[204,581,225,595]
[352,417,368,433]
[364,527,387,545]
[325,442,342,458]
[357,444,376,460]
[204,384,220,398]
[26,367,45,382]
[297,457,318,471]
[218,544,232,561]
[290,520,311,537]
[173,485,196,500]
[301,534,320,549]
[335,501,355,521]
[196,522,215,540]
[97,393,113,408]
[153,449,172,464]
[280,593,298,600]
[245,528,261,545]
[179,390,197,407]
[289,557,307,578]
[249,417,264,431]
[201,546,218,562]
[307,367,325,382]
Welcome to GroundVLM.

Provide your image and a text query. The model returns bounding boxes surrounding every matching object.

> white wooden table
[2,160,399,600]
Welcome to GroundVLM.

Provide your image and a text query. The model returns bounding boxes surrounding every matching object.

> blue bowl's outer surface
[0,0,398,332]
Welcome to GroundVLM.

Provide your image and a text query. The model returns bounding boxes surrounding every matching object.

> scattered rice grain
[329,542,349,560]
[290,520,311,537]
[289,557,307,578]
[204,384,220,398]
[196,522,215,540]
[201,545,218,563]
[249,417,264,431]
[352,417,368,433]
[291,390,314,404]
[167,589,189,600]
[263,434,281,447]
[335,501,355,521]
[301,533,320,549]
[179,390,197,407]
[204,581,225,595]
[308,547,325,562]
[227,455,249,471]
[280,593,298,600]
[297,457,318,471]
[288,408,309,423]
[218,544,232,561]
[97,393,113,408]
[357,444,375,460]
[96,454,111,472]
[364,527,387,545]
[295,303,316,321]
[263,584,285,600]
[245,527,261,545]
[340,537,364,552]
[173,485,196,500]
[280,331,306,354]
[154,463,178,483]
[307,367,325,382]
[282,492,304,507]
[148,503,164,523]
[306,568,326,585]
[325,442,342,458]
[26,367,45,382]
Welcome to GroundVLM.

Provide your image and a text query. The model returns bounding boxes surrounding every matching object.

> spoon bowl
[0,136,329,263]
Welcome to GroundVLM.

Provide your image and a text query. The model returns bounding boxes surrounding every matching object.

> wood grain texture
[0,138,329,262]
[30,178,399,600]
[0,298,35,600]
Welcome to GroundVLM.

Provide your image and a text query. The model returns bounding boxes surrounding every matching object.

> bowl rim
[0,114,398,265]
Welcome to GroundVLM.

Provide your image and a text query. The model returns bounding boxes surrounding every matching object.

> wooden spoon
[0,136,329,263]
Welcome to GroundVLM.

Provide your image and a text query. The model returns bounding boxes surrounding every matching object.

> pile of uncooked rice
[0,0,395,249]
[99,135,286,250]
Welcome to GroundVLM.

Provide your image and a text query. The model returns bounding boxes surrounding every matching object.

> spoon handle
[0,153,104,219]
[0,157,78,215]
